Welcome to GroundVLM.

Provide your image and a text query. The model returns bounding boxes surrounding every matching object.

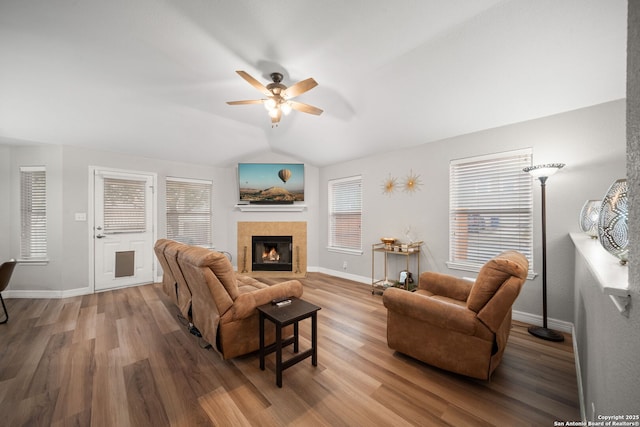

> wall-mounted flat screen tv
[238,163,304,204]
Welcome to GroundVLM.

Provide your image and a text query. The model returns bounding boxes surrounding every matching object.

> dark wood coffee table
[257,298,321,387]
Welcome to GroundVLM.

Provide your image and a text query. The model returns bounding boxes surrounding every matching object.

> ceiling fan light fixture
[264,98,277,111]
[227,70,322,125]
[268,107,280,118]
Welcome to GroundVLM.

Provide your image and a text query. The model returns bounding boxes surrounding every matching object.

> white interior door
[93,168,155,291]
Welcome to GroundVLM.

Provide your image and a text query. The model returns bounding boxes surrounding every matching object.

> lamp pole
[524,163,565,342]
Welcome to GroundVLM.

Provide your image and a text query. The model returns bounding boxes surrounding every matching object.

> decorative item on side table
[579,200,601,239]
[378,238,396,288]
[380,237,396,250]
[523,163,565,342]
[598,178,628,265]
[371,240,422,294]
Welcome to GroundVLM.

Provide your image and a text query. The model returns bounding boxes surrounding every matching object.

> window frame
[165,177,213,247]
[103,177,148,234]
[20,166,48,262]
[327,175,363,255]
[447,149,535,277]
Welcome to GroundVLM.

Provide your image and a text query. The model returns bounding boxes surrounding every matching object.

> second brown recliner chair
[383,250,529,380]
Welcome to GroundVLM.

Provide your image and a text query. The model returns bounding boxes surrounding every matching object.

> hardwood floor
[0,273,580,426]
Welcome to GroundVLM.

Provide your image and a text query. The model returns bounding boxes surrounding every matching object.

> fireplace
[238,222,306,277]
[252,236,293,272]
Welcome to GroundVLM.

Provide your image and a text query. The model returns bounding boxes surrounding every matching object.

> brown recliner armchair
[154,239,193,321]
[177,245,304,359]
[383,250,528,380]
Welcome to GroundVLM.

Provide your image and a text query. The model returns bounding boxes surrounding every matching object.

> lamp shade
[579,200,601,238]
[598,178,628,265]
[523,163,565,179]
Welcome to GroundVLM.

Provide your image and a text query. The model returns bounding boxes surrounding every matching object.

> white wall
[320,99,627,324]
[2,144,221,292]
[0,145,11,263]
[1,100,627,323]
[1,94,634,414]
[1,144,320,294]
[7,144,64,292]
[572,0,640,417]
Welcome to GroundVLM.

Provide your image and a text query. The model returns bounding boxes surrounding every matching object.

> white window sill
[570,232,630,314]
[16,259,50,265]
[327,247,363,256]
[446,261,537,280]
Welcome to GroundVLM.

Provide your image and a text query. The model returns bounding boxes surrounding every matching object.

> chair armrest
[229,280,304,320]
[383,288,477,335]
[418,271,474,302]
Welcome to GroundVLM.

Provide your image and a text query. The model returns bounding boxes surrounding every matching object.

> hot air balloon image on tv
[278,168,291,184]
[238,163,304,203]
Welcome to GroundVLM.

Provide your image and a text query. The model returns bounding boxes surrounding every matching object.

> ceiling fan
[227,70,323,127]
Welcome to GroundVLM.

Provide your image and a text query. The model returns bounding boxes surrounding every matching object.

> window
[166,177,212,246]
[328,175,363,253]
[20,166,47,260]
[448,149,533,275]
[103,177,147,233]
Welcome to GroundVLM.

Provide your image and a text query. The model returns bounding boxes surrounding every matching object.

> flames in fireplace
[262,246,280,262]
[252,235,292,272]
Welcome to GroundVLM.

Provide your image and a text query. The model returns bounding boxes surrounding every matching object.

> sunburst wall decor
[403,169,422,193]
[382,174,398,195]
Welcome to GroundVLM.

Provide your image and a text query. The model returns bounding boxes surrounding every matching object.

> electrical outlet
[343,261,348,270]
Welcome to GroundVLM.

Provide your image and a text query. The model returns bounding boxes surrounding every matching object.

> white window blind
[103,177,147,233]
[448,149,533,275]
[20,166,47,260]
[166,177,212,246]
[328,175,362,252]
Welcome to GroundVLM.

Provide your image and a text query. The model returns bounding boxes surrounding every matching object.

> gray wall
[7,145,65,291]
[0,144,319,293]
[0,145,11,263]
[573,0,640,418]
[1,91,635,416]
[320,99,627,324]
[2,101,626,321]
[3,144,220,292]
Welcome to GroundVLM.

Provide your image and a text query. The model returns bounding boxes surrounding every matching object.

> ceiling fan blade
[283,78,318,99]
[226,99,264,105]
[235,71,272,97]
[289,101,323,115]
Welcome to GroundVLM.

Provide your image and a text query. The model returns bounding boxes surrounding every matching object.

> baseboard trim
[3,287,92,299]
[571,324,586,421]
[312,267,370,284]
[511,310,573,334]
[2,269,575,337]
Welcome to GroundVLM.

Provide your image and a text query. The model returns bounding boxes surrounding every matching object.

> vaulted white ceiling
[0,0,627,167]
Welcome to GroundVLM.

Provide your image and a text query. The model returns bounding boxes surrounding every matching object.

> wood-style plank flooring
[0,273,580,426]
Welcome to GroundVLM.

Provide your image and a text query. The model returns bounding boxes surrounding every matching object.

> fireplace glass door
[252,236,293,272]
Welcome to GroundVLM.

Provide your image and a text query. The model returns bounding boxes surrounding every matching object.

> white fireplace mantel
[235,204,307,212]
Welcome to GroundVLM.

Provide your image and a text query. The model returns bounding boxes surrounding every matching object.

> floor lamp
[523,163,565,342]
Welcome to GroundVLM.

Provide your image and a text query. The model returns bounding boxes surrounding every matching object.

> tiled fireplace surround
[237,221,307,278]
